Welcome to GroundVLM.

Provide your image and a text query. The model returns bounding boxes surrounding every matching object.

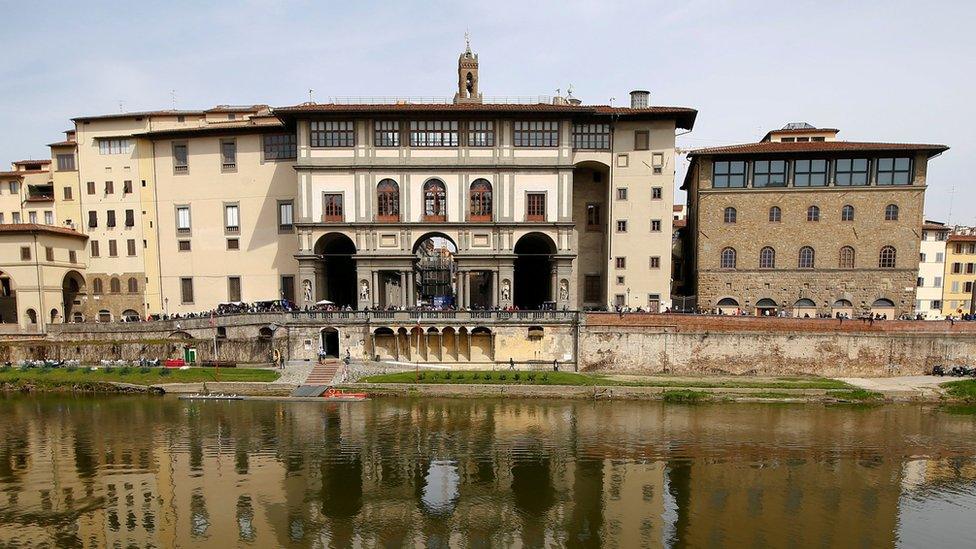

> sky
[1,0,973,224]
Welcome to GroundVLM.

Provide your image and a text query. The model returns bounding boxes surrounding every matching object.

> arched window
[98,310,111,323]
[724,207,737,224]
[720,247,737,269]
[376,179,400,222]
[26,309,37,324]
[92,278,103,295]
[110,277,121,294]
[841,205,855,221]
[769,206,781,223]
[469,179,492,221]
[759,246,775,269]
[839,246,855,269]
[879,245,897,268]
[807,205,820,222]
[884,204,899,221]
[423,179,447,221]
[127,277,139,293]
[798,246,815,269]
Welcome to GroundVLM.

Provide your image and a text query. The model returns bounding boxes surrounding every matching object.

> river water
[1,395,975,548]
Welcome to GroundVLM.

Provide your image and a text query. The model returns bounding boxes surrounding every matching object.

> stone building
[681,123,948,318]
[916,221,950,319]
[942,228,976,316]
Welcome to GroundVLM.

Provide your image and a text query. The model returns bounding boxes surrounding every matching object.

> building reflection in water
[0,396,975,547]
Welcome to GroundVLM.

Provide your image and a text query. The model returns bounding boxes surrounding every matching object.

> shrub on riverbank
[0,367,279,390]
[943,379,976,402]
[368,370,583,386]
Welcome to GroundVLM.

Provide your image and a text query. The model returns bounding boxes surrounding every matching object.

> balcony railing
[288,310,576,323]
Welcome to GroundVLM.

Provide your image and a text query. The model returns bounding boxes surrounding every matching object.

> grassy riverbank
[0,366,279,389]
[361,370,853,390]
[942,379,976,402]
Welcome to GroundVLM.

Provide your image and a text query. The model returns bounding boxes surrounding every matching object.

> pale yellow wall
[942,239,976,316]
[0,230,87,330]
[50,145,81,228]
[153,132,299,314]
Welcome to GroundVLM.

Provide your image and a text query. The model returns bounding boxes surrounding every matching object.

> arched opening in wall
[373,327,396,360]
[513,232,556,310]
[715,297,739,315]
[61,270,85,322]
[169,330,192,340]
[755,298,778,316]
[258,326,274,340]
[573,161,610,309]
[97,310,111,323]
[832,299,854,319]
[870,298,896,319]
[320,327,340,358]
[470,326,492,361]
[0,271,17,324]
[25,308,37,325]
[71,312,83,323]
[441,326,458,361]
[49,308,59,324]
[121,309,140,322]
[527,325,545,339]
[792,298,817,318]
[314,233,357,309]
[413,233,458,308]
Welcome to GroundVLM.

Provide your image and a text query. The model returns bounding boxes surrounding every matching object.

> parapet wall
[579,314,976,376]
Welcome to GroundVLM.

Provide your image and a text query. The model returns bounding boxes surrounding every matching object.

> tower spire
[454,35,482,104]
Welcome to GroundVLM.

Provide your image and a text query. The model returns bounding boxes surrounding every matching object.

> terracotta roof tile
[689,140,949,157]
[47,140,77,147]
[922,222,949,231]
[133,119,286,139]
[73,110,205,122]
[948,234,976,242]
[0,223,88,239]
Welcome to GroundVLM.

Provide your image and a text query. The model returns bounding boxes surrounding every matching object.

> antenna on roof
[309,89,315,103]
[567,84,574,98]
[947,185,956,224]
[170,89,177,110]
[118,100,125,113]
[609,97,616,106]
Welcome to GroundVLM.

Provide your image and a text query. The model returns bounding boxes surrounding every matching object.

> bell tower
[454,33,482,104]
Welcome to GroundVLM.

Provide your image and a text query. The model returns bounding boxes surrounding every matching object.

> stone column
[371,270,380,308]
[407,271,415,308]
[456,271,465,309]
[463,271,471,310]
[490,270,498,308]
[399,271,407,308]
[551,268,559,305]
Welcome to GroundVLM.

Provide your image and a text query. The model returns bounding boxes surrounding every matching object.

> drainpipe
[605,116,617,309]
[32,231,44,333]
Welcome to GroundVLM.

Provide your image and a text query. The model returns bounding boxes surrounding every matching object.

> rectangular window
[323,193,344,222]
[410,121,459,147]
[124,209,134,227]
[310,121,354,147]
[634,130,649,150]
[753,160,788,187]
[104,180,114,194]
[88,211,97,228]
[468,121,495,147]
[62,186,73,200]
[126,239,136,256]
[44,211,53,225]
[615,257,626,269]
[11,212,19,223]
[178,240,191,252]
[97,138,131,155]
[106,210,116,227]
[123,180,132,194]
[616,276,625,285]
[28,211,37,224]
[20,246,30,261]
[835,158,869,186]
[176,206,191,234]
[281,275,296,303]
[951,281,960,293]
[278,200,294,231]
[572,123,611,150]
[227,238,240,250]
[220,139,237,170]
[650,256,661,269]
[69,250,76,263]
[616,188,628,200]
[514,121,559,147]
[935,276,943,288]
[263,133,297,160]
[651,219,662,232]
[876,157,912,185]
[228,277,242,302]
[712,161,746,188]
[584,275,601,302]
[86,181,95,195]
[652,187,662,200]
[9,181,18,194]
[918,277,925,288]
[526,193,546,221]
[56,153,75,171]
[966,282,975,293]
[614,294,626,307]
[172,143,188,174]
[616,220,627,232]
[180,277,194,304]
[225,204,240,232]
[586,203,601,230]
[45,247,54,262]
[108,240,117,257]
[374,120,400,147]
[90,240,99,257]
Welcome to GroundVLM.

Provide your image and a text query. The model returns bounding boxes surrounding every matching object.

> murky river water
[1,396,975,548]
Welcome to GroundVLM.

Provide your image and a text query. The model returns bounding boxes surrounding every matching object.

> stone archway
[513,232,557,310]
[413,232,458,309]
[314,233,357,308]
[0,270,17,324]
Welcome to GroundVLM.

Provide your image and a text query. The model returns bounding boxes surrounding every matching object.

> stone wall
[579,313,976,376]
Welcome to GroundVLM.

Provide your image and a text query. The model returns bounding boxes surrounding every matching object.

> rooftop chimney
[629,90,650,109]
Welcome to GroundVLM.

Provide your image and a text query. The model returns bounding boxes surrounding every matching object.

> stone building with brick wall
[681,123,948,318]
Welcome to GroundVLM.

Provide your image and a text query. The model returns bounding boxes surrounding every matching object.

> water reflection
[0,396,974,547]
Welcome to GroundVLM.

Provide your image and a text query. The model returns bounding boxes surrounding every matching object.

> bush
[513,372,521,381]
[527,372,536,381]
[139,367,151,374]
[158,368,171,377]
[418,371,426,380]
[498,373,507,381]
[483,372,492,381]
[541,373,549,382]
[0,365,10,373]
[119,366,132,376]
[443,371,452,380]
[104,366,115,374]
